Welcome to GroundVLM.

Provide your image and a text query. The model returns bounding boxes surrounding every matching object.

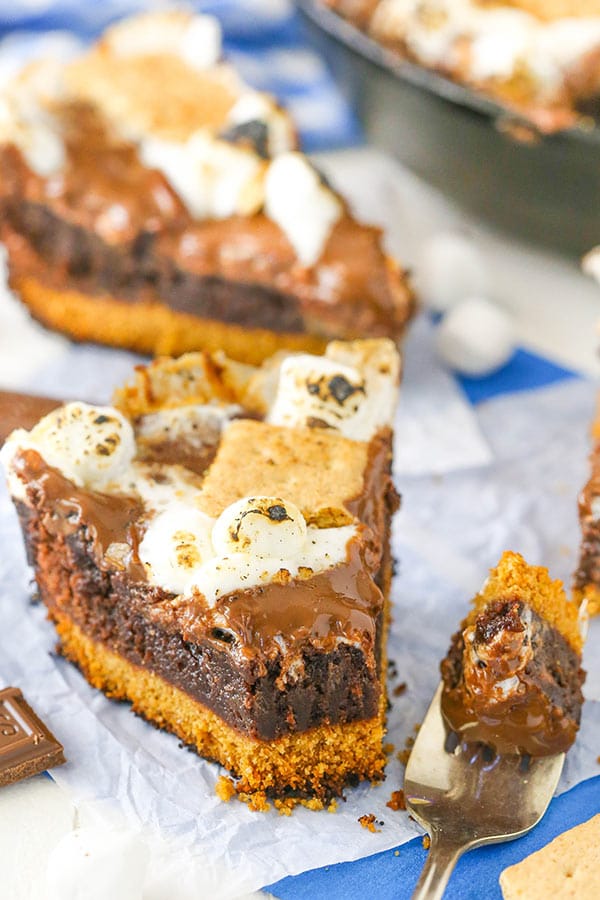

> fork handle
[411,831,466,900]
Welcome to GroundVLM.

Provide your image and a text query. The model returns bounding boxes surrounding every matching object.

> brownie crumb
[386,789,406,811]
[393,682,407,697]
[358,813,382,833]
[422,835,431,850]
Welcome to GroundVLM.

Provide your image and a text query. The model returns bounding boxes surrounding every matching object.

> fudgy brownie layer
[2,198,306,335]
[441,599,584,756]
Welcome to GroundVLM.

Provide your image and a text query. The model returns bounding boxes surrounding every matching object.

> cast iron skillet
[296,0,600,258]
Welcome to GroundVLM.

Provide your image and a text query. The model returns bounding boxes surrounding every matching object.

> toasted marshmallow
[1,402,135,496]
[134,403,240,451]
[267,351,397,441]
[186,523,357,606]
[140,131,264,219]
[211,496,307,558]
[225,92,295,157]
[264,152,342,267]
[103,11,222,71]
[138,504,215,595]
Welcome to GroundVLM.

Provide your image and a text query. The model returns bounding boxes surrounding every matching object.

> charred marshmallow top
[268,346,398,440]
[1,402,135,498]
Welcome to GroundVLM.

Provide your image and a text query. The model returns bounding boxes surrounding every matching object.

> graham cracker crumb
[358,813,382,833]
[422,835,431,850]
[394,849,400,857]
[215,775,236,802]
[393,682,407,697]
[386,790,406,812]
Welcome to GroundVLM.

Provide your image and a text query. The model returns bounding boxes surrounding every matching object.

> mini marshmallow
[264,152,342,267]
[582,246,600,284]
[416,231,488,313]
[268,352,398,441]
[140,131,264,219]
[1,402,135,494]
[187,523,357,606]
[138,504,215,595]
[435,296,515,377]
[46,826,149,900]
[212,496,307,558]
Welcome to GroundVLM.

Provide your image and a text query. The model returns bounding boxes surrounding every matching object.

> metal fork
[404,683,564,900]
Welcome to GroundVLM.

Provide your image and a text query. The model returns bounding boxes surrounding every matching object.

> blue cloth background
[1,2,598,896]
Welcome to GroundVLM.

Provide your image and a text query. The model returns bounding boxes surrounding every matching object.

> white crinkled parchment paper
[0,301,599,894]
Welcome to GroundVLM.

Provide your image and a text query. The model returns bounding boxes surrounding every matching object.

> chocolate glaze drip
[441,599,584,757]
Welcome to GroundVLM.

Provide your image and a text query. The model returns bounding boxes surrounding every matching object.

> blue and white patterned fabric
[1,4,599,899]
[0,0,363,151]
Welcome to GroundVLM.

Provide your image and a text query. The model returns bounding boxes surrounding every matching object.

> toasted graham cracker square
[196,419,368,526]
[500,815,600,900]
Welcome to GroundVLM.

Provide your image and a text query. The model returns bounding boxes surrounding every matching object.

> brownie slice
[441,552,585,757]
[0,10,414,365]
[1,339,400,810]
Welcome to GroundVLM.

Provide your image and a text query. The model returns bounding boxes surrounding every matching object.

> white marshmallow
[268,351,397,441]
[187,523,357,607]
[179,15,222,71]
[138,504,215,595]
[45,826,149,900]
[582,246,600,285]
[212,496,307,558]
[134,403,240,451]
[435,296,515,377]
[140,131,263,219]
[264,152,342,267]
[416,231,488,313]
[1,402,135,495]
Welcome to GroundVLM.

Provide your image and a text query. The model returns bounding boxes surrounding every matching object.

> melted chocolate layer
[440,599,584,757]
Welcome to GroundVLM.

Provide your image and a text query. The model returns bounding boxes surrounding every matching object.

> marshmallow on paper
[435,296,515,377]
[416,231,488,312]
[46,826,149,900]
[582,247,600,284]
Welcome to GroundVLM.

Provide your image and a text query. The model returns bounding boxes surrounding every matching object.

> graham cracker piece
[196,419,368,526]
[500,815,600,899]
[65,51,238,142]
[467,551,583,654]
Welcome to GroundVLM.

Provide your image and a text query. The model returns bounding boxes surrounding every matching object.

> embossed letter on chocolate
[0,687,66,787]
